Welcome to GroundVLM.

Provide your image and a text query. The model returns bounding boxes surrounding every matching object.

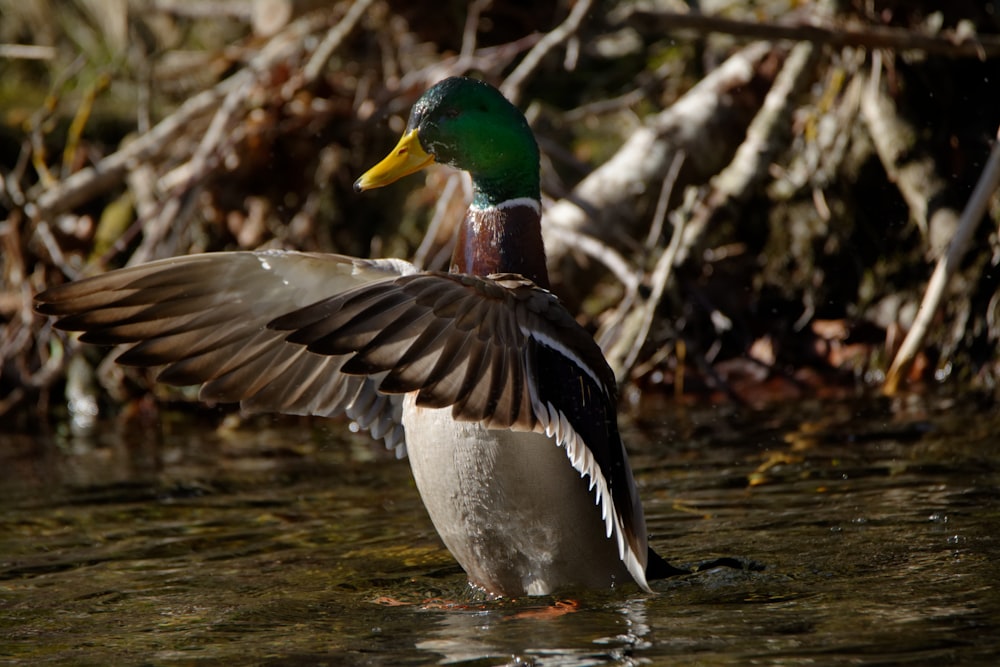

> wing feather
[35,251,413,453]
[39,257,649,582]
[268,270,649,587]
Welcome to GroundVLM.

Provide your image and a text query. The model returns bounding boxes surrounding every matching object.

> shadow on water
[1,394,999,665]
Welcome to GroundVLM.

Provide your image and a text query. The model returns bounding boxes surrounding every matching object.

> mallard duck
[36,77,685,597]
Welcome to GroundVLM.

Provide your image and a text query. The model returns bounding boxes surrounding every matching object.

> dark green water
[2,395,999,665]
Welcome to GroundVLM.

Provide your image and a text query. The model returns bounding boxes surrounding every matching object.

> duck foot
[373,596,413,606]
[510,599,581,620]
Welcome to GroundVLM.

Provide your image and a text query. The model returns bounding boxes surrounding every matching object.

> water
[2,394,999,664]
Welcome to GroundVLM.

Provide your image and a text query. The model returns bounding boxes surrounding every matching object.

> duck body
[36,77,680,597]
[405,402,632,595]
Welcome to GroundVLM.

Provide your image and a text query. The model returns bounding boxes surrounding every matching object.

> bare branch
[501,0,593,104]
[884,125,1000,394]
[626,9,1000,59]
[620,165,689,382]
[679,40,819,265]
[542,42,775,292]
[0,44,57,60]
[27,12,332,222]
[860,51,960,257]
[302,0,375,84]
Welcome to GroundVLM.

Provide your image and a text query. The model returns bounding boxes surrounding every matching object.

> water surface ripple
[2,395,998,665]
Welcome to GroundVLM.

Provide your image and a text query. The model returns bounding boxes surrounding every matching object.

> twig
[564,87,648,122]
[860,51,959,255]
[621,169,689,381]
[501,0,592,104]
[4,138,31,208]
[548,225,640,294]
[151,0,254,20]
[459,0,492,65]
[34,221,75,279]
[883,125,1000,395]
[301,0,375,84]
[626,9,1000,60]
[597,151,685,377]
[413,172,467,270]
[398,34,541,92]
[645,151,686,250]
[0,44,57,60]
[62,74,109,179]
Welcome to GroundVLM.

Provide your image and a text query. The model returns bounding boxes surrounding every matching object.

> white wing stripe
[521,326,606,392]
[537,398,650,592]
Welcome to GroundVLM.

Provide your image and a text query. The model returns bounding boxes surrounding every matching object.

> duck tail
[645,547,690,580]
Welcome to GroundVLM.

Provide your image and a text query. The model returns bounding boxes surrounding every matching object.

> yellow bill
[354,129,435,192]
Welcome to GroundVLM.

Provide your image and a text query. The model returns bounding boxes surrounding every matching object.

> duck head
[354,77,540,208]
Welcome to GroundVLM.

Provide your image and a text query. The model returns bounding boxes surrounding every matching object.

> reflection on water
[1,395,999,664]
[414,596,654,666]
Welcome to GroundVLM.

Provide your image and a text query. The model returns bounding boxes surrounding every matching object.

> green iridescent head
[355,77,540,208]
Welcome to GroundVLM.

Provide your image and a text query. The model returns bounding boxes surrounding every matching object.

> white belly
[402,396,630,596]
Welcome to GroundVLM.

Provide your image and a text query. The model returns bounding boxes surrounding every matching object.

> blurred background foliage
[2,0,1000,426]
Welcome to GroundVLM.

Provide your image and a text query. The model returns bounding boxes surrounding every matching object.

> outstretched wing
[270,271,651,587]
[39,259,649,584]
[35,250,417,456]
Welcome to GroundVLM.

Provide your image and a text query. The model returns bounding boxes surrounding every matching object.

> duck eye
[444,108,460,119]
